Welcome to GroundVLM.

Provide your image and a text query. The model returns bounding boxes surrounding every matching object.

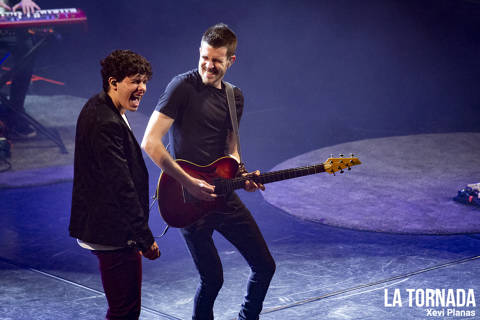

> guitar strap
[224,81,246,173]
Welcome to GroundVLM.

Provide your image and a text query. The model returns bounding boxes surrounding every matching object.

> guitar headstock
[323,154,361,175]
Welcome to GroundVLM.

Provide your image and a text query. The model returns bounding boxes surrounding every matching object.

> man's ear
[228,55,236,67]
[108,77,118,90]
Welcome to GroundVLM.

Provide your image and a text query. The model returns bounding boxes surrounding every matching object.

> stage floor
[1,181,479,319]
[263,132,480,234]
[1,97,480,319]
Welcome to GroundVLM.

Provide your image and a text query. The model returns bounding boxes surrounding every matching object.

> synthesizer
[0,8,86,29]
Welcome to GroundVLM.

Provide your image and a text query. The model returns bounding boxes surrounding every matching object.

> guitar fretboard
[215,164,325,194]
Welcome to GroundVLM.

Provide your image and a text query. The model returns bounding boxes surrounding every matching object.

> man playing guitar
[142,23,275,320]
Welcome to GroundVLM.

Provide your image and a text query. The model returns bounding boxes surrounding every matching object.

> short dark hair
[201,23,237,57]
[100,50,153,92]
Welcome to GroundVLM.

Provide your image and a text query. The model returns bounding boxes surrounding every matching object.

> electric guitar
[156,155,361,228]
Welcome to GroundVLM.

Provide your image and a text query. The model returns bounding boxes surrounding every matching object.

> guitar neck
[217,164,326,193]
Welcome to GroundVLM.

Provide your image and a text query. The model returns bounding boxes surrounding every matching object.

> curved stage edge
[262,132,480,235]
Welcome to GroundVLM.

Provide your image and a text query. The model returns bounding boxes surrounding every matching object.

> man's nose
[206,60,215,69]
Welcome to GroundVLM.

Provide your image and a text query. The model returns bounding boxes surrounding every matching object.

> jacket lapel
[100,91,147,174]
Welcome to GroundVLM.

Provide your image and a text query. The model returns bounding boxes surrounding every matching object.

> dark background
[32,0,480,170]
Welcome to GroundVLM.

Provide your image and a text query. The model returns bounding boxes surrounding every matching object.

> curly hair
[201,23,237,58]
[100,50,153,92]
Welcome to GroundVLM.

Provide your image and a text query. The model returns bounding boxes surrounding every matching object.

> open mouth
[203,67,218,77]
[130,94,142,107]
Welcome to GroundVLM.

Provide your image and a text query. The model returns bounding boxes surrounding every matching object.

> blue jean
[180,192,276,320]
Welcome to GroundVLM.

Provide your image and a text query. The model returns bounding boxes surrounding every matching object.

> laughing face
[109,74,148,114]
[198,41,235,89]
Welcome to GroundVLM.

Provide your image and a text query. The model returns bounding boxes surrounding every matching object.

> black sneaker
[11,122,37,138]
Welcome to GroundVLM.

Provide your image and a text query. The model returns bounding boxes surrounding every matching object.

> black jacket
[69,92,154,251]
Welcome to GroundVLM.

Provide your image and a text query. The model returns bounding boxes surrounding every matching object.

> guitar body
[156,156,239,228]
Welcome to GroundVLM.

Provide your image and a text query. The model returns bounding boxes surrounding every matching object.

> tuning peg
[350,153,355,157]
[339,154,344,157]
[330,154,334,158]
[347,166,351,171]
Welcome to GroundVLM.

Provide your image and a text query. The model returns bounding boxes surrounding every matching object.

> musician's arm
[225,130,265,192]
[141,111,216,200]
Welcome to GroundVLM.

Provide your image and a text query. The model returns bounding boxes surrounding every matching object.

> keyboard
[0,8,86,29]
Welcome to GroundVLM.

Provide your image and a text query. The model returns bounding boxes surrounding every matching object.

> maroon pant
[92,248,142,320]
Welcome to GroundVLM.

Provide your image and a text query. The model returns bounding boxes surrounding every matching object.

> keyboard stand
[0,32,68,154]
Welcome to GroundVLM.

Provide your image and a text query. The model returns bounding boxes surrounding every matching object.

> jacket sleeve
[92,119,154,251]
